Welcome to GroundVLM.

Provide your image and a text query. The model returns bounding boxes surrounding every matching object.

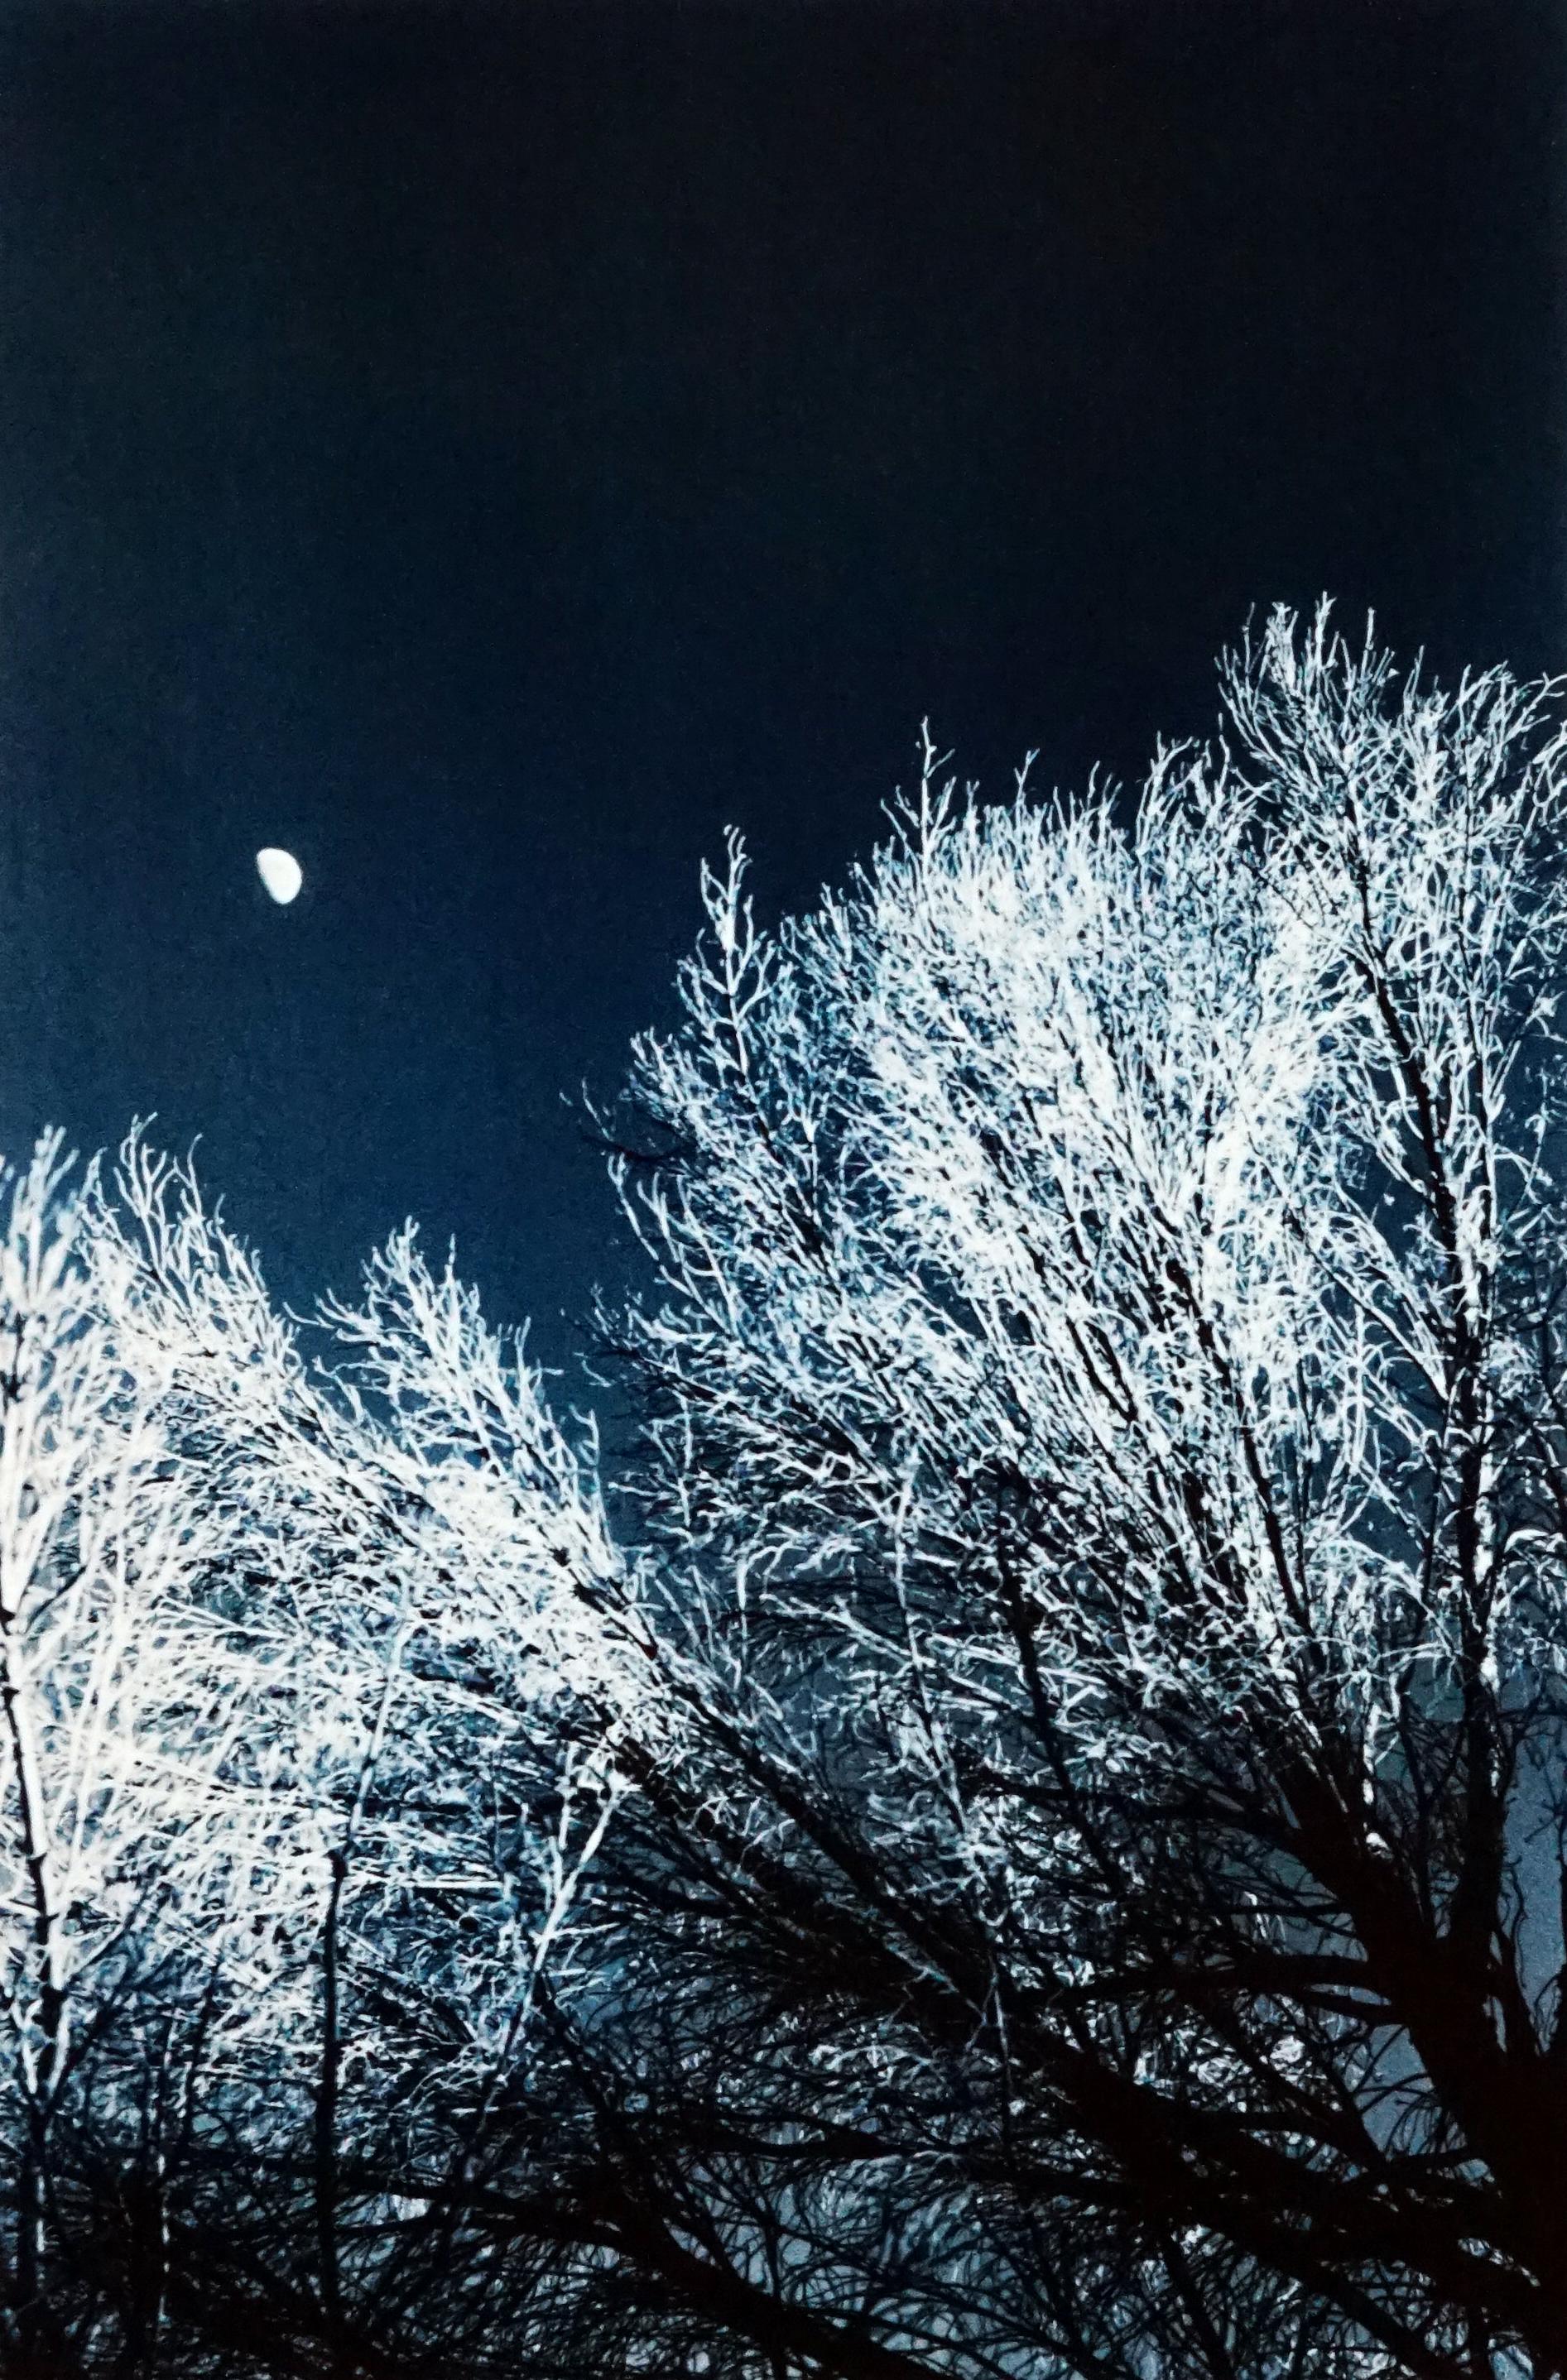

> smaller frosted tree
[0,1133,630,2371]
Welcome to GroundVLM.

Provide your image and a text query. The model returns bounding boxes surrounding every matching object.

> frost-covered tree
[0,1133,627,2371]
[0,1135,296,2366]
[517,603,1567,2380]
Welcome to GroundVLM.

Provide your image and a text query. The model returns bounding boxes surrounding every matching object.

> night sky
[0,0,1561,1369]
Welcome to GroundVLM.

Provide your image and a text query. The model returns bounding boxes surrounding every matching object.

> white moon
[256,847,303,905]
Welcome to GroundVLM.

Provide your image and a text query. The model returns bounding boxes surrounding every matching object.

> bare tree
[540,604,1567,2380]
[0,1135,320,2368]
[0,1135,627,2371]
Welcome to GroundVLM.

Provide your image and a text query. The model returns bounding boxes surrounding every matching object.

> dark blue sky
[0,0,1561,1367]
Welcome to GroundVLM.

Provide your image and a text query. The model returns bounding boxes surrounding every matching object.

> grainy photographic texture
[0,3,1561,2375]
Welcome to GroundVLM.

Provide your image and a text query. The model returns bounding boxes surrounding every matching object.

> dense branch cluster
[6,605,1567,2379]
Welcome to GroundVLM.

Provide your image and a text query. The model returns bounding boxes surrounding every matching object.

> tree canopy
[6,604,1567,2380]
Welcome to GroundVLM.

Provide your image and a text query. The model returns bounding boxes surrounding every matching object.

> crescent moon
[256,848,303,904]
